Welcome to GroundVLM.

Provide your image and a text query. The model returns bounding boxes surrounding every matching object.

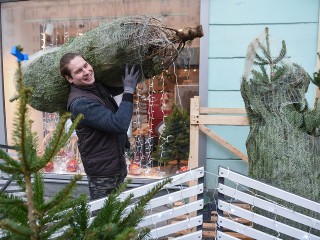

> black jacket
[67,82,133,177]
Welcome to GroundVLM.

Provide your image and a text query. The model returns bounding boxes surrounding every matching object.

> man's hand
[123,65,140,94]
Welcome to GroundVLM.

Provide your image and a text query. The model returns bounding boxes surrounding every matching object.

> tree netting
[241,28,320,237]
[16,16,203,114]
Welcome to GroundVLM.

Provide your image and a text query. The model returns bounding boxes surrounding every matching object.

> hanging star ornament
[10,45,28,62]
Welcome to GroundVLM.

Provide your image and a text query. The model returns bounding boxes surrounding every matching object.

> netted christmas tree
[15,16,203,114]
[0,46,171,240]
[153,105,190,170]
[241,28,320,237]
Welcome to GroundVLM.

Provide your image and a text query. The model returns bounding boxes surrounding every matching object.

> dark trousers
[88,169,127,201]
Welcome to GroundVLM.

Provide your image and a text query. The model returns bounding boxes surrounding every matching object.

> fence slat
[218,200,320,240]
[217,216,280,240]
[89,167,204,212]
[149,215,203,238]
[216,231,242,240]
[218,183,320,231]
[174,230,202,239]
[138,199,203,228]
[147,183,203,210]
[219,167,320,214]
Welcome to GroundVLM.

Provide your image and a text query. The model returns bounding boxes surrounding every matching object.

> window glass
[1,0,200,178]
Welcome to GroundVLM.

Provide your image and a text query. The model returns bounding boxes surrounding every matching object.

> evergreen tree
[0,46,171,239]
[153,105,190,170]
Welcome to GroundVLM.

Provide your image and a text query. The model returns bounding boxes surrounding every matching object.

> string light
[204,168,320,238]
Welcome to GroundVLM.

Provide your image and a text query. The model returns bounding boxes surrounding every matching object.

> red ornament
[129,163,142,175]
[44,161,54,172]
[179,166,188,173]
[66,159,78,172]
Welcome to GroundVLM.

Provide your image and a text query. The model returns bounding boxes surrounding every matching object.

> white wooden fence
[89,166,204,239]
[217,166,320,240]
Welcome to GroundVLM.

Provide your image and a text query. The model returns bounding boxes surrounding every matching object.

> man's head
[60,53,95,87]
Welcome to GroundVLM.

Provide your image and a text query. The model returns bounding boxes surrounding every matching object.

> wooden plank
[138,200,203,228]
[199,124,248,162]
[174,230,202,240]
[219,200,320,240]
[208,57,316,95]
[208,58,245,91]
[209,0,319,24]
[209,24,318,58]
[219,167,320,214]
[89,167,204,212]
[217,215,280,240]
[206,126,249,159]
[218,183,320,231]
[200,107,246,114]
[198,115,249,126]
[206,160,248,189]
[208,91,245,108]
[189,96,200,169]
[149,215,203,239]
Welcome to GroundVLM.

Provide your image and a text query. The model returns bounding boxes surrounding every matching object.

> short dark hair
[60,53,86,80]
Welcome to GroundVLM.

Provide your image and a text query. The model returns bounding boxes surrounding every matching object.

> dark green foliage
[153,105,190,165]
[18,16,203,114]
[241,28,320,238]
[58,178,172,240]
[312,53,320,87]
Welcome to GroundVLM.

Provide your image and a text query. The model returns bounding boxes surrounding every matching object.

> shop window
[1,0,200,179]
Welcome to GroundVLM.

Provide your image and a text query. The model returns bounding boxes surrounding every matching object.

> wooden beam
[199,124,248,162]
[200,107,247,114]
[188,97,200,222]
[189,96,200,169]
[197,115,249,126]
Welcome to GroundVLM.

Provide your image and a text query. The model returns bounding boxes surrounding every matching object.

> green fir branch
[89,181,129,230]
[120,178,172,229]
[260,65,270,83]
[312,71,320,87]
[0,164,23,174]
[257,40,272,64]
[254,53,269,65]
[41,211,74,240]
[273,40,286,64]
[0,219,32,238]
[265,27,271,56]
[40,175,82,212]
[32,172,44,209]
[58,195,89,240]
[113,228,137,240]
[271,65,287,82]
[0,149,22,171]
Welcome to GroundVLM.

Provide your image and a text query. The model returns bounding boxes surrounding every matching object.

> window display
[1,0,201,180]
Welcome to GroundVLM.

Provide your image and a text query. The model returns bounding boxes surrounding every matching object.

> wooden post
[189,96,200,169]
[188,97,200,224]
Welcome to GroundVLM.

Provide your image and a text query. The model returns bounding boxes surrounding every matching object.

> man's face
[65,56,95,86]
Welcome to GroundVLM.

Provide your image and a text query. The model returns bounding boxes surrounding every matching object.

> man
[60,53,140,200]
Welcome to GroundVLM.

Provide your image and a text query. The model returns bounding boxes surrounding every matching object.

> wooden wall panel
[205,125,249,159]
[209,0,319,24]
[207,91,245,108]
[206,159,248,189]
[203,0,319,188]
[208,58,245,90]
[208,23,318,58]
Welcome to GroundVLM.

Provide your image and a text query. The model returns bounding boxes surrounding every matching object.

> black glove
[123,65,140,94]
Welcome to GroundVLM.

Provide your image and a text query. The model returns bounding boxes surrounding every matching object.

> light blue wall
[204,0,320,189]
